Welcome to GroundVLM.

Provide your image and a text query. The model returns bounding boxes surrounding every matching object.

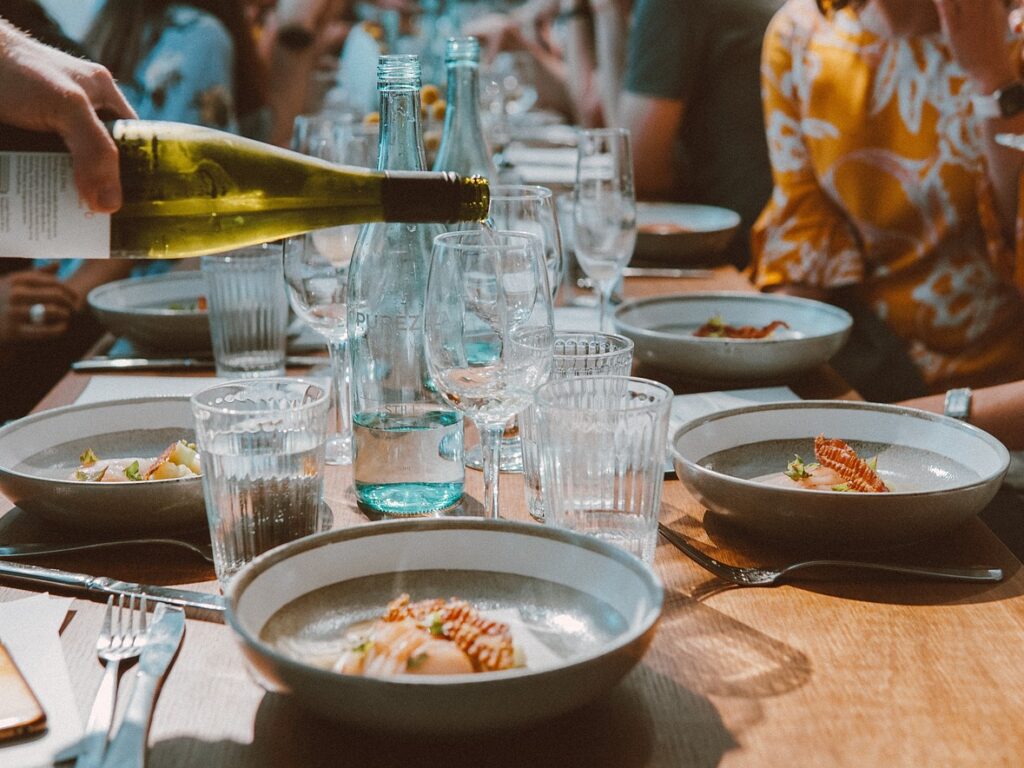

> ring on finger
[28,303,47,326]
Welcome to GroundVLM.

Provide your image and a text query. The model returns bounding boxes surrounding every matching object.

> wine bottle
[0,120,489,259]
[348,55,465,515]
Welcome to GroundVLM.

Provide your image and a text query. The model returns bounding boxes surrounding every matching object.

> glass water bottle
[347,55,465,515]
[432,36,497,179]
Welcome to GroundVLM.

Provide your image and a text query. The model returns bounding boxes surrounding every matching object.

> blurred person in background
[752,0,1024,402]
[620,0,784,270]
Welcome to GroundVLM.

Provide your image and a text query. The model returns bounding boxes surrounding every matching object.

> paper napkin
[0,594,81,768]
[73,376,228,405]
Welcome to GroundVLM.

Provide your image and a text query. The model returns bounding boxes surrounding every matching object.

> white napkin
[669,386,800,437]
[0,594,81,768]
[502,145,578,168]
[74,376,227,405]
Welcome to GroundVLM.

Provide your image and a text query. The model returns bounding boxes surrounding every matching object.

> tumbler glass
[201,244,289,378]
[520,332,634,521]
[191,378,329,586]
[534,375,671,564]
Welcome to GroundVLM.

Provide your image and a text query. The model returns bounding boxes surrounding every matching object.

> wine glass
[283,116,374,465]
[573,128,637,331]
[283,234,352,465]
[465,184,564,473]
[424,230,554,519]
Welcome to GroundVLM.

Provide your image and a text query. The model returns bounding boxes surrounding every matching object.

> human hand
[464,13,530,63]
[0,264,78,344]
[0,21,136,213]
[933,0,1018,92]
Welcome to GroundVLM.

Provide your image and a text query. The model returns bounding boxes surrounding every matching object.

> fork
[657,523,1004,586]
[74,594,149,768]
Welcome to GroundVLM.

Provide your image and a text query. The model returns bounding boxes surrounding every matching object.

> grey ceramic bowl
[671,401,1009,546]
[226,519,663,734]
[88,271,211,353]
[0,397,205,533]
[634,202,741,264]
[613,292,852,383]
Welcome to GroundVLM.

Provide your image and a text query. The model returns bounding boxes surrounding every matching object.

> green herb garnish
[831,483,851,492]
[406,652,429,670]
[79,448,99,465]
[784,454,818,481]
[124,461,142,481]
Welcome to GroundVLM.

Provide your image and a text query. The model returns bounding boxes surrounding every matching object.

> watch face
[998,82,1024,118]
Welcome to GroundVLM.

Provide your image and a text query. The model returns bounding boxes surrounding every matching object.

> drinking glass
[201,244,288,378]
[424,230,554,519]
[573,128,637,331]
[534,375,672,564]
[519,332,634,522]
[465,183,564,473]
[283,234,352,465]
[284,117,377,465]
[191,378,329,586]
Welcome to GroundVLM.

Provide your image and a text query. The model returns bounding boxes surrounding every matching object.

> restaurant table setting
[5,99,1024,764]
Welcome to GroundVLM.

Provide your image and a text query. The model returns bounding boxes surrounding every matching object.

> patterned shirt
[752,0,1024,391]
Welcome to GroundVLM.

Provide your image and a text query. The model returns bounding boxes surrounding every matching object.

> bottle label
[0,152,110,259]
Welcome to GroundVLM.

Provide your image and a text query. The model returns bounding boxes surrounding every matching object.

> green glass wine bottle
[0,120,489,259]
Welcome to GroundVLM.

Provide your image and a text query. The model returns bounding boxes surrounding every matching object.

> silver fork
[74,594,149,768]
[657,523,1004,586]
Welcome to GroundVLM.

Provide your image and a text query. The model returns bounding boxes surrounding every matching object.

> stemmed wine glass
[283,117,375,465]
[283,234,353,465]
[424,230,554,519]
[573,128,637,331]
[464,184,564,473]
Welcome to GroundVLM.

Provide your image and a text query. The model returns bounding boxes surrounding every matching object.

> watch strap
[943,387,972,422]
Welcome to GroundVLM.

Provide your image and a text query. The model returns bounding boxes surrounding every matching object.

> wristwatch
[943,387,972,422]
[971,81,1024,119]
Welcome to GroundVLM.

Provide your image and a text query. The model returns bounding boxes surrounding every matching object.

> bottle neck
[377,86,426,172]
[445,61,485,137]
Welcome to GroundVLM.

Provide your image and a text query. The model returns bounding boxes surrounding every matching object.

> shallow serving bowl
[227,519,663,734]
[0,397,205,533]
[671,401,1009,547]
[633,202,741,265]
[613,292,852,383]
[88,271,211,353]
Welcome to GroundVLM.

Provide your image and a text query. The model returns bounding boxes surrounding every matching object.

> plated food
[88,271,212,353]
[613,292,852,383]
[71,440,200,483]
[671,401,1009,546]
[757,435,888,493]
[228,519,663,733]
[0,397,205,533]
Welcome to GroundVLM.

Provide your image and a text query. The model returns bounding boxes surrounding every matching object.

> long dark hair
[83,0,266,122]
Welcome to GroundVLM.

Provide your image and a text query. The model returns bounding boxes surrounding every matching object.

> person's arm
[901,381,1024,451]
[0,18,136,212]
[750,10,863,297]
[935,0,1024,239]
[0,264,77,344]
[619,92,682,198]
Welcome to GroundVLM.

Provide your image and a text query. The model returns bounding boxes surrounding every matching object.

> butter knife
[0,560,225,621]
[72,355,326,372]
[98,604,185,768]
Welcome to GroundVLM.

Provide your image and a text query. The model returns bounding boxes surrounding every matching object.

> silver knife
[0,560,225,621]
[72,355,326,372]
[98,604,186,768]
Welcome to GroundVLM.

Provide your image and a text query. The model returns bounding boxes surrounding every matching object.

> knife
[98,604,186,768]
[72,355,326,372]
[0,560,225,621]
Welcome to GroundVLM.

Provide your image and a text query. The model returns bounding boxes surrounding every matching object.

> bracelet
[943,387,972,422]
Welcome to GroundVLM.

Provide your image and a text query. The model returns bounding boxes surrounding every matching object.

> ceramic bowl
[633,202,741,264]
[613,292,852,383]
[226,519,663,734]
[0,397,205,533]
[88,271,211,353]
[671,401,1009,546]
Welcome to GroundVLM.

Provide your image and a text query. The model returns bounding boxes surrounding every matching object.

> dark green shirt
[624,0,784,268]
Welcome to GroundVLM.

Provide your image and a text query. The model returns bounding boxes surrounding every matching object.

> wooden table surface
[3,268,1024,767]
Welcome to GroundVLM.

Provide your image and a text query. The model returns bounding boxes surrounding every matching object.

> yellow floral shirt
[752,0,1024,392]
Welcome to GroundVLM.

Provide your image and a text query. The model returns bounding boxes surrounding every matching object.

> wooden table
[3,268,1024,767]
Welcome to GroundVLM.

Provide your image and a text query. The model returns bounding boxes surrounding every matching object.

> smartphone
[0,640,47,742]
